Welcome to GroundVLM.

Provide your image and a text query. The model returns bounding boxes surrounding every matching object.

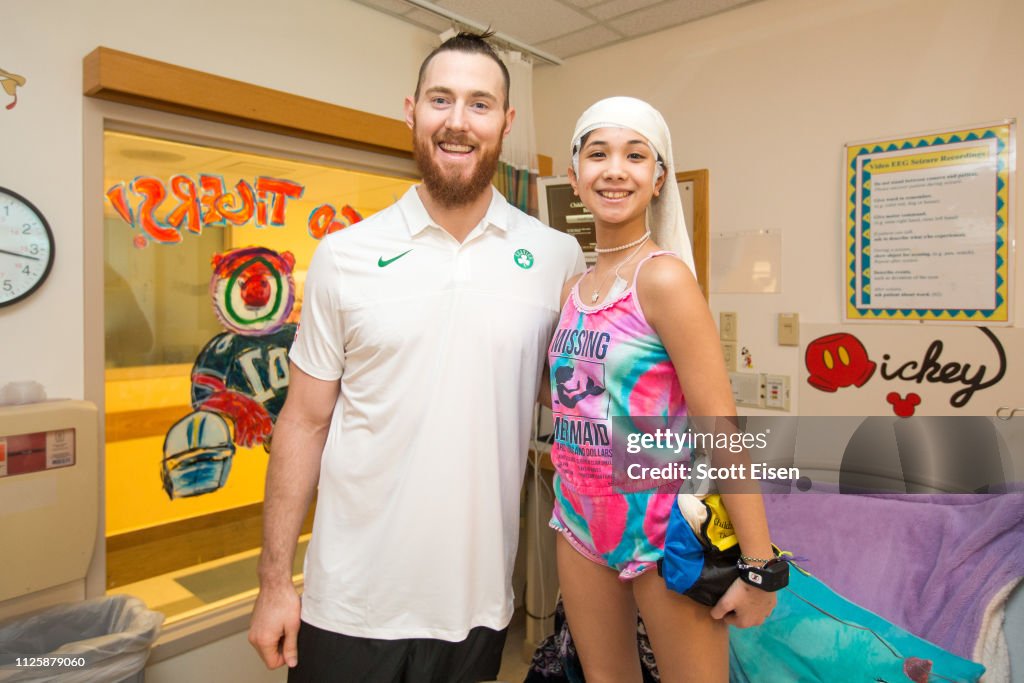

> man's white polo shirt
[290,186,585,641]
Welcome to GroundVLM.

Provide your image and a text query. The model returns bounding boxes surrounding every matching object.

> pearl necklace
[594,230,651,254]
[588,233,650,303]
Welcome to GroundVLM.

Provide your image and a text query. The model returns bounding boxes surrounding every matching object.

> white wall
[534,0,1024,414]
[144,630,285,683]
[1,0,435,399]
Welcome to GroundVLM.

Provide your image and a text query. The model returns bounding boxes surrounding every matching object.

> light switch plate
[778,313,799,346]
[721,341,738,371]
[720,312,737,341]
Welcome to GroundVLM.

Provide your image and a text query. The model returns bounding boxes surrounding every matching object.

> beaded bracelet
[739,554,775,564]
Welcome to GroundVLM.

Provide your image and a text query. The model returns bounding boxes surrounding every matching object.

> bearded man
[248,31,585,683]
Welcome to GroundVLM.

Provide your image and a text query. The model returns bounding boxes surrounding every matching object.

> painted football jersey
[191,323,298,420]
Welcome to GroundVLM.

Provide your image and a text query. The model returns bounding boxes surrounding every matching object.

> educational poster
[799,323,1021,417]
[844,121,1014,322]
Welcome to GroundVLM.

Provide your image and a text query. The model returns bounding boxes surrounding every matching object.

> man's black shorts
[287,620,508,683]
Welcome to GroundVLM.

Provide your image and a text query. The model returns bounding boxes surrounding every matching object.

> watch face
[0,187,55,307]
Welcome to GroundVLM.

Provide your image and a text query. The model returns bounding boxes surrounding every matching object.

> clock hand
[0,248,40,261]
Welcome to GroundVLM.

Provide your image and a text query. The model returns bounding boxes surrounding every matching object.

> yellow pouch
[701,494,739,552]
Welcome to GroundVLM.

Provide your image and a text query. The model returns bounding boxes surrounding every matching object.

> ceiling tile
[403,7,457,32]
[588,0,665,21]
[355,0,414,14]
[535,24,621,59]
[437,0,594,45]
[353,0,766,62]
[609,0,755,37]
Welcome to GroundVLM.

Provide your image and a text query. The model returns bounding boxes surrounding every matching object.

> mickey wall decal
[805,327,1006,410]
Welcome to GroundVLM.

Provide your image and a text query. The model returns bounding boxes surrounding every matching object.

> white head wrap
[570,96,696,277]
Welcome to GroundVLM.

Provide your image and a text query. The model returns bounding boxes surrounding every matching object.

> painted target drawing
[210,246,296,336]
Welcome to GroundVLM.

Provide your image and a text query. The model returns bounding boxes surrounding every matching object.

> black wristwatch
[736,558,789,592]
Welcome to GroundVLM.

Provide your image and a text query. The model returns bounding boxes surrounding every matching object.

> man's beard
[413,125,502,209]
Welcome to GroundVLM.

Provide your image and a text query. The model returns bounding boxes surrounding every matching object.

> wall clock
[0,187,54,308]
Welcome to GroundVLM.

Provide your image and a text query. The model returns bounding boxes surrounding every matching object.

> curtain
[495,50,538,216]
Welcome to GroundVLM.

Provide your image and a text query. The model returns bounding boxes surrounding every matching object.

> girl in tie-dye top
[544,97,776,682]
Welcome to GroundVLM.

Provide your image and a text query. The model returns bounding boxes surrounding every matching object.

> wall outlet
[729,372,763,408]
[763,374,791,410]
[778,313,799,346]
[720,311,737,341]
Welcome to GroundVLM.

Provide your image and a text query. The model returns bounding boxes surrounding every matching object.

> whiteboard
[711,230,782,294]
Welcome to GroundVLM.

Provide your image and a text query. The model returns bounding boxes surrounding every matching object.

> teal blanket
[730,565,985,682]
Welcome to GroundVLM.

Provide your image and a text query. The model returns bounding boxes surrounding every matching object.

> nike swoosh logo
[378,249,413,267]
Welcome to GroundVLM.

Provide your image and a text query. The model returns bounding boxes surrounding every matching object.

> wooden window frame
[84,47,413,158]
[676,169,710,299]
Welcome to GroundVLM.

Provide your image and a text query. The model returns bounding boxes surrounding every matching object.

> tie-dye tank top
[548,251,687,495]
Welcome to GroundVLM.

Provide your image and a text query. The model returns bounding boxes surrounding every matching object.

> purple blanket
[763,489,1024,659]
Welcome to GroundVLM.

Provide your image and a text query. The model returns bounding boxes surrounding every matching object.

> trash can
[0,595,163,682]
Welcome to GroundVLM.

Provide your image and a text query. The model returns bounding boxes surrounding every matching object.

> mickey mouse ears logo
[886,392,921,417]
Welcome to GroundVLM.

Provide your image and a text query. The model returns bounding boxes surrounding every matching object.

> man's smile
[438,141,474,154]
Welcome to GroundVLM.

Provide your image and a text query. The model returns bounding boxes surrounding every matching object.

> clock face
[0,187,55,308]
